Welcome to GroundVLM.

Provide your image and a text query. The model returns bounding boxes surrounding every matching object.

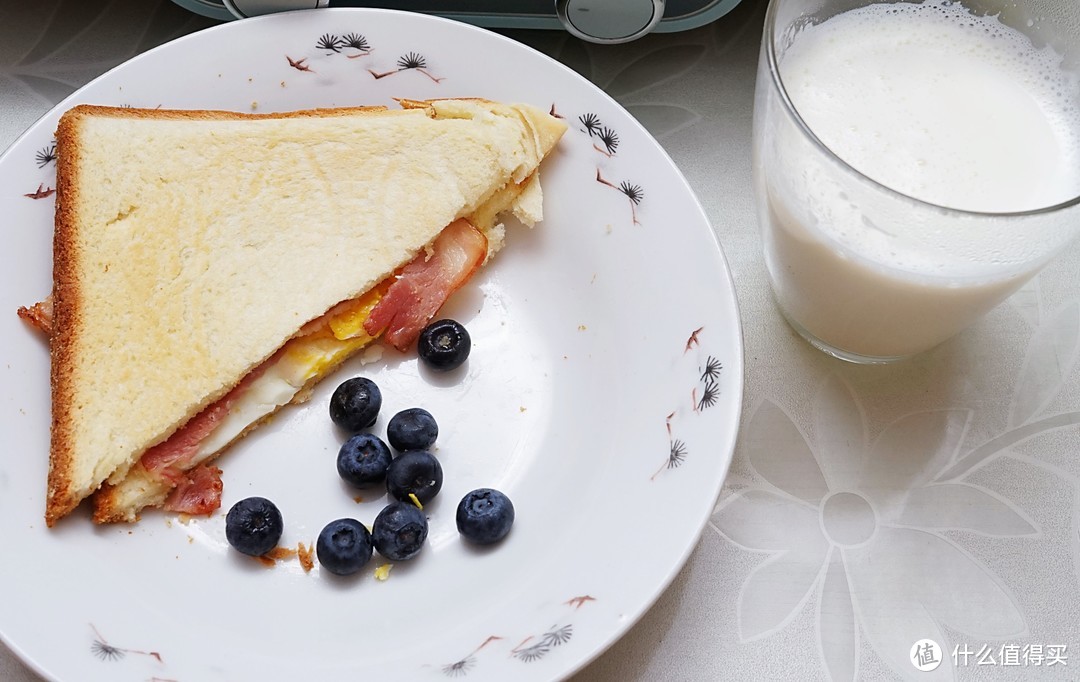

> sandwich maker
[169,0,744,43]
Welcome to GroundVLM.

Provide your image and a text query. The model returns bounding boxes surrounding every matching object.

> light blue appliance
[168,0,744,43]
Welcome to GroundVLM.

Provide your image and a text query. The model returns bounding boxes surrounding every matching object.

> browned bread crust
[46,106,85,526]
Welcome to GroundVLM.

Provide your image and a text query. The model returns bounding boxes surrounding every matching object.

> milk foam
[780,1,1080,214]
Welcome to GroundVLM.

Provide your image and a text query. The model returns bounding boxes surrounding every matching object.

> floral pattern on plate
[0,9,740,682]
[551,104,646,226]
[438,595,597,676]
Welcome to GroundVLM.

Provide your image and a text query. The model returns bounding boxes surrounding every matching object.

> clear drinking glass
[752,0,1080,363]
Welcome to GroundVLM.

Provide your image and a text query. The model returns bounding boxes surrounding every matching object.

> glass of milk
[753,0,1080,363]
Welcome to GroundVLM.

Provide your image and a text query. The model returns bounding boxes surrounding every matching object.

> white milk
[758,1,1080,359]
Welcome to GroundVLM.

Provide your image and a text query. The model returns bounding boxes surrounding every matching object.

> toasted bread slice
[45,99,565,526]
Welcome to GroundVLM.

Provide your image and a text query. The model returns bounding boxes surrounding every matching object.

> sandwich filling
[21,218,489,519]
[97,218,487,519]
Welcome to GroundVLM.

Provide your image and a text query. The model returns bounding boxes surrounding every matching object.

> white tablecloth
[3,0,1078,679]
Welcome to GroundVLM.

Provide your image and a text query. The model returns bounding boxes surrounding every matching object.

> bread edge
[45,106,85,527]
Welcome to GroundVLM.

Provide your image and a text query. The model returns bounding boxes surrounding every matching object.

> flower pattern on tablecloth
[713,375,1037,681]
[713,294,1080,681]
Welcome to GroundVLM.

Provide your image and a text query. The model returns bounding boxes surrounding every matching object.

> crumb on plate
[297,542,315,573]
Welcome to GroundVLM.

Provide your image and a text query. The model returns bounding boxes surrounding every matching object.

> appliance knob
[555,0,665,43]
[222,0,325,18]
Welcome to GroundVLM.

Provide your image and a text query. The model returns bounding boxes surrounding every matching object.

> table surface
[3,1,1079,680]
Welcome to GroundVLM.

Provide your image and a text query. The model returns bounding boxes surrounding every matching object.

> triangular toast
[44,99,565,525]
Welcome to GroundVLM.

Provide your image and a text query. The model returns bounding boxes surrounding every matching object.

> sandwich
[20,98,566,526]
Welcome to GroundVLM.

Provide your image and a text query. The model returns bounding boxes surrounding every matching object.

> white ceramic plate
[0,9,742,682]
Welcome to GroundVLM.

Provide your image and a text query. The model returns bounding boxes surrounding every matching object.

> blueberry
[385,450,443,504]
[418,319,471,371]
[337,433,393,488]
[386,408,438,452]
[329,377,381,432]
[316,518,373,576]
[371,502,429,561]
[225,496,284,557]
[456,488,515,545]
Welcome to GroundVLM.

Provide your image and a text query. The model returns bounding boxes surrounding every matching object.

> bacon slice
[364,219,487,351]
[140,352,276,481]
[17,295,53,336]
[163,465,223,515]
